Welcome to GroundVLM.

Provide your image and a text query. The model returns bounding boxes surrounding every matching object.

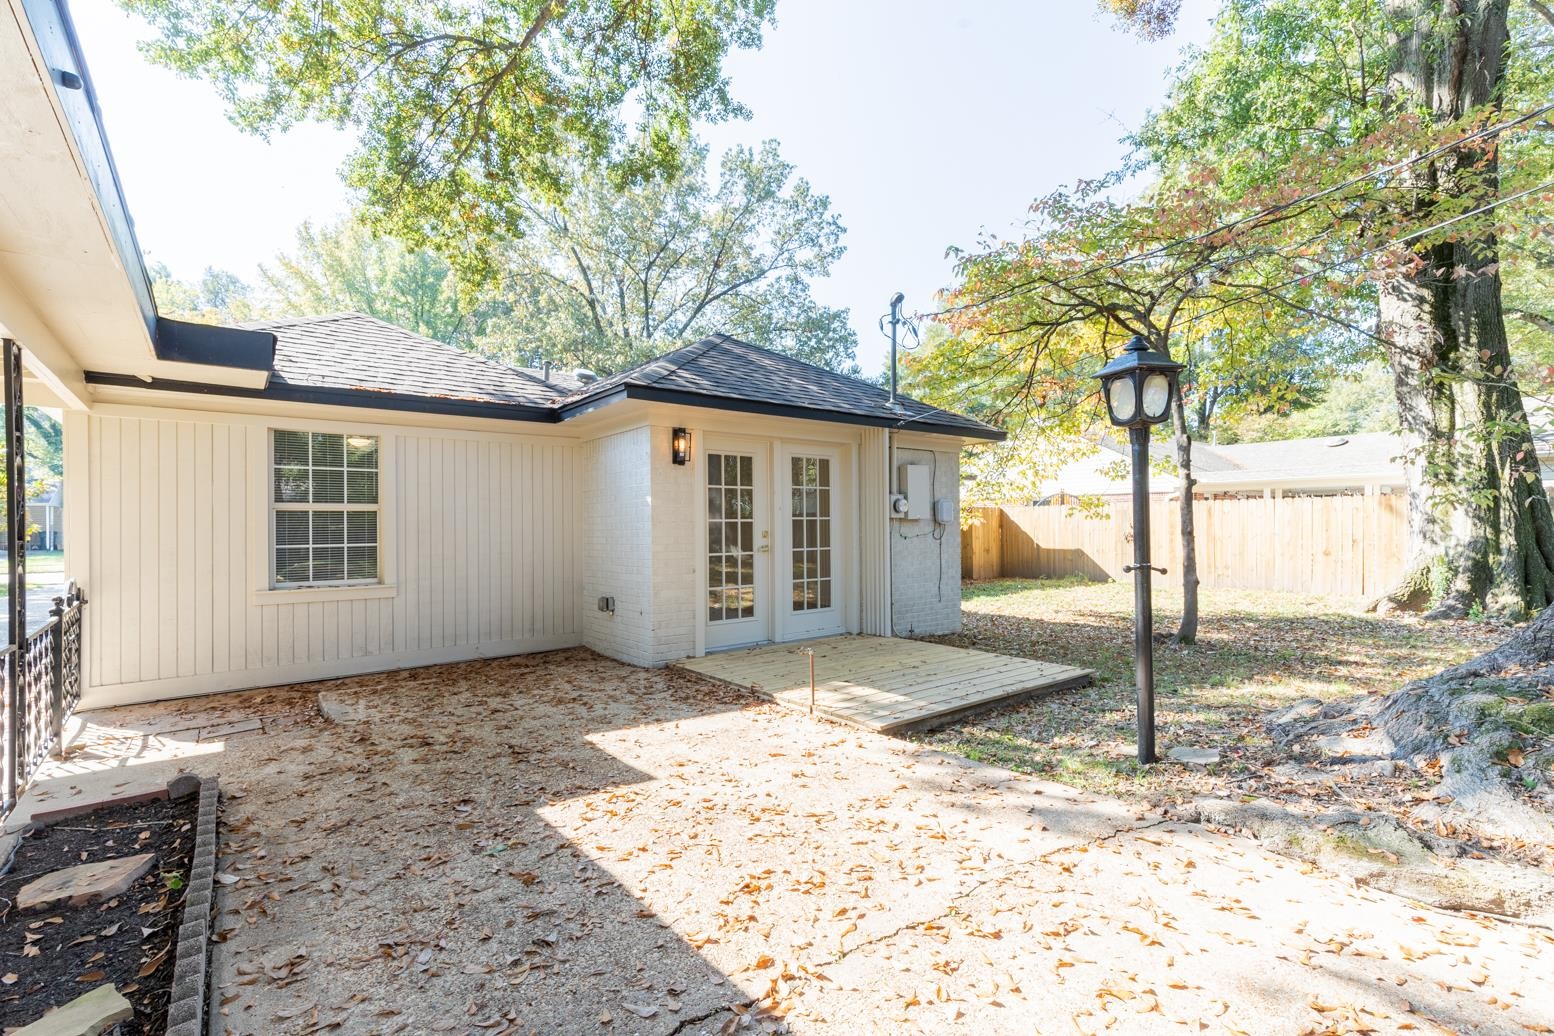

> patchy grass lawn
[917,578,1506,805]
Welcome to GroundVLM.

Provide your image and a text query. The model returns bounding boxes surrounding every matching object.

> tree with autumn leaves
[911,0,1554,640]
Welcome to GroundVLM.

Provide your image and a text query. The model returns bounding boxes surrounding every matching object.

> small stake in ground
[807,648,816,715]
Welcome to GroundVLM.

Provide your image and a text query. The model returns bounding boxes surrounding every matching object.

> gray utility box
[896,463,930,520]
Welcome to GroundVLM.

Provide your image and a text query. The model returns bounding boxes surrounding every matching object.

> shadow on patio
[22,650,768,1034]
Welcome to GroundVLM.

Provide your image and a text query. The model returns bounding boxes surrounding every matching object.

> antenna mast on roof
[880,292,922,408]
[886,292,904,404]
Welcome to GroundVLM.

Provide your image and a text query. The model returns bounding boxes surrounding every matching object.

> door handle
[757,545,770,554]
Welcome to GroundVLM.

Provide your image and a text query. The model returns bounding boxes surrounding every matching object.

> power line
[911,178,1553,433]
[1176,177,1554,331]
[924,99,1554,323]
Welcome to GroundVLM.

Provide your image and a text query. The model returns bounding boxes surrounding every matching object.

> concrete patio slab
[13,649,1550,1035]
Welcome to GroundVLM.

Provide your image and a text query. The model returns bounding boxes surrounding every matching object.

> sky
[71,0,1217,377]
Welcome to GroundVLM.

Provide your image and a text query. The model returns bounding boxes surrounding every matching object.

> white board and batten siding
[71,409,582,708]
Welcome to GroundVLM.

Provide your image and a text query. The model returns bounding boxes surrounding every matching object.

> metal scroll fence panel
[2,583,85,817]
[19,616,54,784]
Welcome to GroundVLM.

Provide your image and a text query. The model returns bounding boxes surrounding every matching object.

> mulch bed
[0,793,199,1033]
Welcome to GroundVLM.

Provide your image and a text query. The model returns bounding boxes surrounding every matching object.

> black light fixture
[1096,336,1182,428]
[671,427,691,466]
[1094,336,1183,765]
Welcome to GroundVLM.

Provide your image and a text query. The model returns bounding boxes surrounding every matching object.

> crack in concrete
[814,816,1173,969]
[665,998,754,1036]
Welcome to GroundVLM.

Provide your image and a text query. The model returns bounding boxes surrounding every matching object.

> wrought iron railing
[2,582,85,816]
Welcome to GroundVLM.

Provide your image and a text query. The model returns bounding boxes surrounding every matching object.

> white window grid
[271,430,381,588]
[707,452,757,622]
[790,455,832,611]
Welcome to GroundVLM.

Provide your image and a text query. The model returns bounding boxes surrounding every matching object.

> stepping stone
[1168,746,1220,766]
[18,853,155,911]
[14,983,132,1035]
[318,691,369,723]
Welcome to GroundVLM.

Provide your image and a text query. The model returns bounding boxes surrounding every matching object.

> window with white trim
[271,430,380,587]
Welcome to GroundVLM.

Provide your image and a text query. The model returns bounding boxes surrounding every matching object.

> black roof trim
[84,372,556,423]
[86,371,1006,439]
[153,317,275,374]
[557,384,1005,440]
[23,0,158,341]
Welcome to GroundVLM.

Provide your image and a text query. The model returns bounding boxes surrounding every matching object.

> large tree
[477,142,856,374]
[1371,0,1554,617]
[1126,0,1554,618]
[912,174,1357,644]
[119,0,776,280]
[261,219,490,347]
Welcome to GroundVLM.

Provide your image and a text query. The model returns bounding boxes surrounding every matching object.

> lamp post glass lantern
[1094,336,1183,764]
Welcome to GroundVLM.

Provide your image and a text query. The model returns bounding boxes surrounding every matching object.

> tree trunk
[1374,0,1554,619]
[1171,392,1200,644]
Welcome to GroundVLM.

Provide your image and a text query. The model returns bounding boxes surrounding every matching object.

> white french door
[779,447,845,641]
[704,445,771,649]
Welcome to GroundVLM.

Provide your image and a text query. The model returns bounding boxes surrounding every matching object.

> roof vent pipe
[542,361,552,382]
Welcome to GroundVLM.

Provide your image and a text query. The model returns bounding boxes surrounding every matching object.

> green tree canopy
[149,262,262,325]
[261,219,489,347]
[119,0,776,282]
[477,141,856,374]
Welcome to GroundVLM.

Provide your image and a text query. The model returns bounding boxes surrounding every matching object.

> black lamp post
[1094,336,1183,764]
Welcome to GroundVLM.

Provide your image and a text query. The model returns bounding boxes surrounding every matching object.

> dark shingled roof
[242,313,565,408]
[101,315,1000,438]
[557,334,1003,439]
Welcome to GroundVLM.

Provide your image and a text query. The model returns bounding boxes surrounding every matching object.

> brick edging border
[164,776,219,1036]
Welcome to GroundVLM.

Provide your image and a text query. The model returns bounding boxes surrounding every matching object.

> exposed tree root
[1367,559,1434,615]
[1268,612,1554,855]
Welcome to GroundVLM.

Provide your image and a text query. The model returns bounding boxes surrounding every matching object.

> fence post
[49,595,64,759]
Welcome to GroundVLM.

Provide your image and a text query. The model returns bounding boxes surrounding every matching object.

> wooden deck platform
[674,635,1093,734]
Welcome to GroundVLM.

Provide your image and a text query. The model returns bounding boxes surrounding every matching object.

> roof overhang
[557,384,1006,441]
[0,0,273,406]
[84,371,555,424]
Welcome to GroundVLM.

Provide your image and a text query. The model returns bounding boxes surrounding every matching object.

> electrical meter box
[897,464,930,520]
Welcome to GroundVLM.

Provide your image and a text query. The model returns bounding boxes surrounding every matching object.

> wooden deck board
[674,635,1093,734]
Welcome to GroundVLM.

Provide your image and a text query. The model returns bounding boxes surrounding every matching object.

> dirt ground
[0,794,196,1032]
[920,580,1551,863]
[22,647,1554,1034]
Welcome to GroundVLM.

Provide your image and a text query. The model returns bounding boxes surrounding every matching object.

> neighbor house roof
[1198,433,1404,482]
[556,334,1001,439]
[88,317,1003,439]
[1037,431,1412,500]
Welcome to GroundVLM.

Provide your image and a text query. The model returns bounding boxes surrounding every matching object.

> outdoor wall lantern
[671,427,691,466]
[1094,336,1184,765]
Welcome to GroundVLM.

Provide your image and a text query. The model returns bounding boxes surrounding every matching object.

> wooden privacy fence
[962,494,1409,598]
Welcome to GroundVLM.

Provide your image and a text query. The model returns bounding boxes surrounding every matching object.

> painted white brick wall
[581,425,700,666]
[648,426,699,663]
[890,444,962,636]
[580,427,656,666]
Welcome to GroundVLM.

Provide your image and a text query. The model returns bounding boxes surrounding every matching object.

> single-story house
[1034,432,1554,503]
[0,0,1001,710]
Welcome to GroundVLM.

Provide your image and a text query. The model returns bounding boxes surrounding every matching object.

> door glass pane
[708,452,757,625]
[790,455,834,612]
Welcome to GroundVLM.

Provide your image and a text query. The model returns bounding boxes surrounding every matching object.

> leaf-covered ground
[918,579,1527,854]
[33,650,1554,1033]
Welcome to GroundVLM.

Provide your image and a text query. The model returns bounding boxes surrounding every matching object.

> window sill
[250,583,398,606]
